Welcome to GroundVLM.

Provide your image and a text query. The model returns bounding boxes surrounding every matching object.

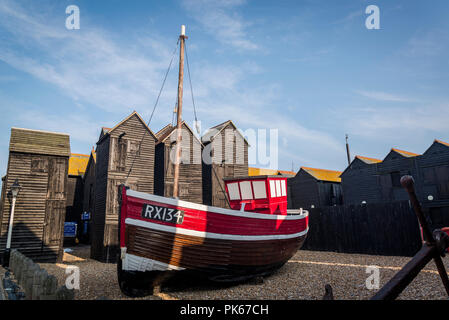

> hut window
[239,181,253,200]
[390,171,401,187]
[227,182,240,200]
[252,180,267,199]
[117,138,127,172]
[31,158,48,173]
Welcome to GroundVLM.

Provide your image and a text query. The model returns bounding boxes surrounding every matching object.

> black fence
[303,201,426,257]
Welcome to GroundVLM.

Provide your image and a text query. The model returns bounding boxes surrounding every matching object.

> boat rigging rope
[184,42,200,134]
[125,39,180,182]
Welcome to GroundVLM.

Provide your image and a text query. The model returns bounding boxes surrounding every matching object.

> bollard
[55,285,75,300]
[32,269,48,300]
[24,264,40,300]
[40,274,58,300]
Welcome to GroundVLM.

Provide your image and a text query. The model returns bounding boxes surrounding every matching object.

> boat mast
[173,25,187,198]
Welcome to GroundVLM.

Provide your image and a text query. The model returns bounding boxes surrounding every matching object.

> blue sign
[64,222,77,238]
[81,212,91,221]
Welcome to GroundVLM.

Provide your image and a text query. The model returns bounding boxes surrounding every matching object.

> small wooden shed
[154,121,202,203]
[92,111,157,263]
[0,128,70,262]
[289,167,343,209]
[201,120,249,208]
[340,155,382,205]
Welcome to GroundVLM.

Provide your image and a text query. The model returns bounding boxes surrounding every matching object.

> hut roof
[98,111,157,144]
[435,139,449,147]
[201,120,250,146]
[390,148,420,158]
[9,127,70,157]
[248,167,296,177]
[155,122,203,146]
[300,167,342,183]
[355,155,382,164]
[68,153,90,176]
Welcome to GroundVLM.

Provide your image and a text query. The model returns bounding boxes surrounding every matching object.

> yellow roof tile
[68,153,90,176]
[391,148,420,157]
[301,167,342,182]
[355,155,382,164]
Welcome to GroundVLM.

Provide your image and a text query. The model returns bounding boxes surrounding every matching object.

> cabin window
[239,181,253,200]
[281,180,287,196]
[269,180,276,198]
[252,180,267,199]
[275,180,282,197]
[227,182,240,200]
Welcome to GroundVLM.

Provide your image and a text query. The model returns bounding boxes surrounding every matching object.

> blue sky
[0,0,448,177]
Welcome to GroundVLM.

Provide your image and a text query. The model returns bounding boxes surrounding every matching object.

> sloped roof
[9,127,71,157]
[98,111,157,144]
[301,167,342,183]
[435,139,449,147]
[68,153,90,176]
[390,148,420,158]
[355,155,382,164]
[201,120,250,146]
[155,122,203,145]
[248,167,295,177]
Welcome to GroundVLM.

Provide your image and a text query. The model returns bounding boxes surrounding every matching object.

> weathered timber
[92,112,157,262]
[0,128,70,262]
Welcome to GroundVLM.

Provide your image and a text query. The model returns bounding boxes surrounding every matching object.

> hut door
[43,158,67,248]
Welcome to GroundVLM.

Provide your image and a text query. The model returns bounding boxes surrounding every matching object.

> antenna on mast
[345,134,351,165]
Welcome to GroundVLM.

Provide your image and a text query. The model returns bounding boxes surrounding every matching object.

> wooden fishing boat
[116,26,309,297]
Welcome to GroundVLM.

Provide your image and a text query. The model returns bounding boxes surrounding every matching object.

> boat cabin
[223,175,288,215]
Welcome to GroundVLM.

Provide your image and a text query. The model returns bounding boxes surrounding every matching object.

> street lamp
[2,179,21,267]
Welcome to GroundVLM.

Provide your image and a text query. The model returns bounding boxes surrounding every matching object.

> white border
[125,218,309,241]
[127,189,308,221]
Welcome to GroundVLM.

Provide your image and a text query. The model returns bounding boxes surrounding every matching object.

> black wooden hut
[81,148,96,243]
[92,111,157,263]
[288,167,343,209]
[415,140,449,229]
[0,128,70,262]
[201,120,249,208]
[376,148,420,203]
[340,155,382,205]
[154,121,203,204]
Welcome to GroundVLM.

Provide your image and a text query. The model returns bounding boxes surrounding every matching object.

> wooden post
[173,25,187,198]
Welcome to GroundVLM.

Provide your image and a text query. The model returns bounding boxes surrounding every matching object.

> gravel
[38,245,449,300]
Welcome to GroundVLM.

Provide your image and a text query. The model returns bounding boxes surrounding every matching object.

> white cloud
[181,0,258,51]
[355,90,414,103]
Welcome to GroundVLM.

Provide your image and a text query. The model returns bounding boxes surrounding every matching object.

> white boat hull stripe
[125,218,308,241]
[126,189,309,221]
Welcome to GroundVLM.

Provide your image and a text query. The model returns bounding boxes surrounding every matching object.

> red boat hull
[117,186,308,294]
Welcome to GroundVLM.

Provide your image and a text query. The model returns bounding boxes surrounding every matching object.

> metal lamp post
[2,179,21,267]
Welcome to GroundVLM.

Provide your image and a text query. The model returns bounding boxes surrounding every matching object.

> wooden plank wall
[302,201,423,257]
[155,123,202,204]
[93,114,156,262]
[91,136,109,260]
[205,123,248,208]
[0,153,68,262]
